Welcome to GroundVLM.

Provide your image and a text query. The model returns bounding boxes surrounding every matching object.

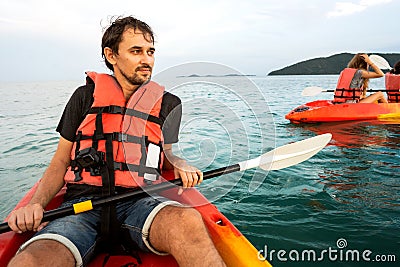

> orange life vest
[333,68,362,103]
[64,72,165,189]
[385,73,400,103]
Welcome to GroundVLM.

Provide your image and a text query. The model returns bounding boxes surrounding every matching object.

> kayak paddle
[369,54,392,70]
[302,86,386,97]
[0,133,332,234]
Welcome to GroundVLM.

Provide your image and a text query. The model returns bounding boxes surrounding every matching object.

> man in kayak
[333,53,388,103]
[7,16,226,267]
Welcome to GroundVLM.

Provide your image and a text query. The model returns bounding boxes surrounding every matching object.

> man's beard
[121,64,152,85]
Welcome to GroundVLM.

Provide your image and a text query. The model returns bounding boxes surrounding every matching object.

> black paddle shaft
[326,89,386,93]
[0,164,241,234]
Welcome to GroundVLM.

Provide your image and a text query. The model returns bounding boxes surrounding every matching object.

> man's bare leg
[149,206,226,267]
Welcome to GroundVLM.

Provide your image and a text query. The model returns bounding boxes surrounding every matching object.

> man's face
[113,28,155,85]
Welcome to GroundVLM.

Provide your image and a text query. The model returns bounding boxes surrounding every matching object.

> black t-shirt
[56,83,182,200]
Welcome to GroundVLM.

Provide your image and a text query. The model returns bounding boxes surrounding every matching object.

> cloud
[327,0,392,17]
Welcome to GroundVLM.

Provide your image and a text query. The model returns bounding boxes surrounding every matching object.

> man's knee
[169,207,205,233]
[8,248,37,267]
[8,239,75,267]
[150,206,226,266]
[177,206,202,221]
[150,206,208,249]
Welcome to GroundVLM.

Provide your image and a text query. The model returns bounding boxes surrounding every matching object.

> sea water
[0,73,398,266]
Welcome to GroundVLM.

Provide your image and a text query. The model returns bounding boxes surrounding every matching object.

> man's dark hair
[101,16,155,71]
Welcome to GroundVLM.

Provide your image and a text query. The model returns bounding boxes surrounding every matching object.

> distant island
[268,52,400,75]
[177,73,256,78]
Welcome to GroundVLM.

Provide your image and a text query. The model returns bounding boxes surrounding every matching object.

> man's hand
[163,144,203,194]
[7,137,73,234]
[7,203,45,233]
[173,159,203,187]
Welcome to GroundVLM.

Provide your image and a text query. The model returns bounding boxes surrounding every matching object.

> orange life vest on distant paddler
[64,72,165,188]
[385,73,400,103]
[333,68,363,103]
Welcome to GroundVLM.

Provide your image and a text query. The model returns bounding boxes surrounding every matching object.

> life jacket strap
[333,88,361,103]
[124,109,162,125]
[113,162,161,183]
[386,89,400,103]
[88,105,162,126]
[112,133,142,144]
[76,132,143,144]
[98,134,119,249]
[334,88,359,99]
[89,105,125,115]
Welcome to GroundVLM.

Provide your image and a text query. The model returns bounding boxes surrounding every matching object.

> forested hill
[268,53,400,75]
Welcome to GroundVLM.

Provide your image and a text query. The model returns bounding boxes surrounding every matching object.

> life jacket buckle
[113,132,127,142]
[75,147,105,169]
[113,162,125,171]
[74,170,83,182]
[109,105,125,114]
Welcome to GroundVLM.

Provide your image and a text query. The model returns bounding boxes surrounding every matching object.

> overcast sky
[0,0,398,82]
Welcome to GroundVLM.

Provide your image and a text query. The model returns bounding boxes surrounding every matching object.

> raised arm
[360,54,384,79]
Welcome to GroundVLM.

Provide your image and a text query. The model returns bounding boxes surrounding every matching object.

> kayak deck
[0,173,271,266]
[285,100,400,123]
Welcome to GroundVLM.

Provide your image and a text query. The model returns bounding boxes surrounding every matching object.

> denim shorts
[18,195,181,266]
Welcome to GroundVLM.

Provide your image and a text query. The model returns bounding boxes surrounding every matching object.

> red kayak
[285,100,400,123]
[0,171,271,267]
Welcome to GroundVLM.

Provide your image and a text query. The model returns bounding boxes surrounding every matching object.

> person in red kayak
[7,16,226,267]
[385,60,400,103]
[333,53,388,103]
[389,60,400,75]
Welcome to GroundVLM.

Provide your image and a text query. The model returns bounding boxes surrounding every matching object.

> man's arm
[163,143,203,189]
[7,137,73,233]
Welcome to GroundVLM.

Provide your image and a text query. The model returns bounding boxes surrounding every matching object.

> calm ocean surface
[0,73,399,266]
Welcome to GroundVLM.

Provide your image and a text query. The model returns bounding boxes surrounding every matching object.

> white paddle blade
[245,133,332,192]
[370,55,392,70]
[302,86,325,96]
[259,133,332,171]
